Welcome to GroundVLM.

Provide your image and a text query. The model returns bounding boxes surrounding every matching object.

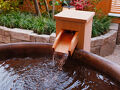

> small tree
[52,0,56,19]
[33,0,42,16]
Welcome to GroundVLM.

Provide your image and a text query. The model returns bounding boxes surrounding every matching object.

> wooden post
[54,10,95,52]
[52,0,56,19]
[44,0,50,17]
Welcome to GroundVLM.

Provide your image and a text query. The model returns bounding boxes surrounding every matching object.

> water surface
[0,57,119,90]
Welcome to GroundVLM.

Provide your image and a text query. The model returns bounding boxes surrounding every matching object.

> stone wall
[116,24,120,44]
[0,26,56,44]
[0,23,119,56]
[91,23,118,56]
[91,30,117,56]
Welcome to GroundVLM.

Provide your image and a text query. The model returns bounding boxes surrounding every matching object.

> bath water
[0,56,119,89]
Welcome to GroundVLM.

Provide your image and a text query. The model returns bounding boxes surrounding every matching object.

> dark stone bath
[0,42,119,89]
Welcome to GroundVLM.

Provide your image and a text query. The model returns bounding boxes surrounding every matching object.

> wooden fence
[19,0,113,14]
[19,0,62,14]
[96,0,111,15]
[19,0,120,23]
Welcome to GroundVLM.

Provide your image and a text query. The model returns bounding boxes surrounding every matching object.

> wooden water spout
[53,10,95,55]
[52,30,79,55]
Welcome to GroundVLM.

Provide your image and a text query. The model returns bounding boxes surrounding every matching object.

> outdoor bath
[0,10,120,89]
[0,42,119,89]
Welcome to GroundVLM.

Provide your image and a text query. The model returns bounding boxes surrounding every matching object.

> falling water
[52,52,68,70]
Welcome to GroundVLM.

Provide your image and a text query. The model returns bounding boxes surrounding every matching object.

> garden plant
[0,0,111,37]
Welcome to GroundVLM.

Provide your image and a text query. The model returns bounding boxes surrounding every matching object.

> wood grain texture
[54,10,94,54]
[111,0,120,14]
[53,31,78,55]
[54,10,95,23]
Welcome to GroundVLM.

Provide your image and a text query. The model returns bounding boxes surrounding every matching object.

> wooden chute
[52,30,79,55]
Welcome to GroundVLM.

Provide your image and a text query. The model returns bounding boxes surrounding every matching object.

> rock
[0,26,11,35]
[109,23,119,31]
[10,28,33,41]
[0,35,2,42]
[0,33,10,43]
[10,38,24,43]
[50,33,56,43]
[30,33,37,42]
[91,36,104,47]
[2,36,10,43]
[100,30,117,56]
[91,46,101,55]
[116,24,120,45]
[36,35,50,43]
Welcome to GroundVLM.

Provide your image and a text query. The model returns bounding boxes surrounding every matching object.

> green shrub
[0,0,21,13]
[44,18,56,34]
[0,11,56,35]
[0,11,111,36]
[92,16,111,37]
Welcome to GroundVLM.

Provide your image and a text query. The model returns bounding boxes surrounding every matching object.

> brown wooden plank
[112,17,120,23]
[53,31,79,55]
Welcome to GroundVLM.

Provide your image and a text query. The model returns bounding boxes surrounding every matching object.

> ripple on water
[0,57,119,90]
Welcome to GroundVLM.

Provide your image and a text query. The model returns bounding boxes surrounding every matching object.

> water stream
[52,52,68,70]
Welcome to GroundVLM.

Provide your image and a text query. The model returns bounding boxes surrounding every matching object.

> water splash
[53,52,68,70]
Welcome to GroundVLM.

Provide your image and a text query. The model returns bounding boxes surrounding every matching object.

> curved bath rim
[0,42,119,83]
[73,49,120,83]
[0,42,53,59]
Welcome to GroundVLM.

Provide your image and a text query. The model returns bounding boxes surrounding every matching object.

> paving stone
[30,33,38,42]
[91,30,117,56]
[13,28,33,34]
[91,36,104,47]
[100,30,117,57]
[2,36,10,43]
[0,29,3,35]
[0,35,2,42]
[50,33,56,43]
[105,45,120,65]
[116,24,120,45]
[36,35,50,43]
[91,46,100,55]
[4,30,11,36]
[10,30,29,41]
[11,38,24,43]
[109,23,119,31]
[0,26,8,35]
[11,31,30,41]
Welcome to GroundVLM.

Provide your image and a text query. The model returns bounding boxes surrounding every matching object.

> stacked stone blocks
[0,23,119,57]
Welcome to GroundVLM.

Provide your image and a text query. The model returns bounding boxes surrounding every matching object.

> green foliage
[0,0,21,13]
[0,11,56,35]
[44,18,56,34]
[92,16,111,37]
[0,10,111,37]
[60,0,69,6]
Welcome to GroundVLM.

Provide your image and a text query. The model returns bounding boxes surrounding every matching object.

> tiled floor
[105,45,120,65]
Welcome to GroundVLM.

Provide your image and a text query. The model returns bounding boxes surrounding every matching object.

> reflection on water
[0,57,119,89]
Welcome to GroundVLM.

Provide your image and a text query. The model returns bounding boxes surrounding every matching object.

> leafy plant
[60,0,71,7]
[70,0,101,10]
[44,18,56,34]
[0,11,56,35]
[92,16,111,37]
[0,10,111,37]
[0,0,21,13]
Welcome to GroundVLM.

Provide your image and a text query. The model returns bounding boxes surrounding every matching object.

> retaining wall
[0,23,119,56]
